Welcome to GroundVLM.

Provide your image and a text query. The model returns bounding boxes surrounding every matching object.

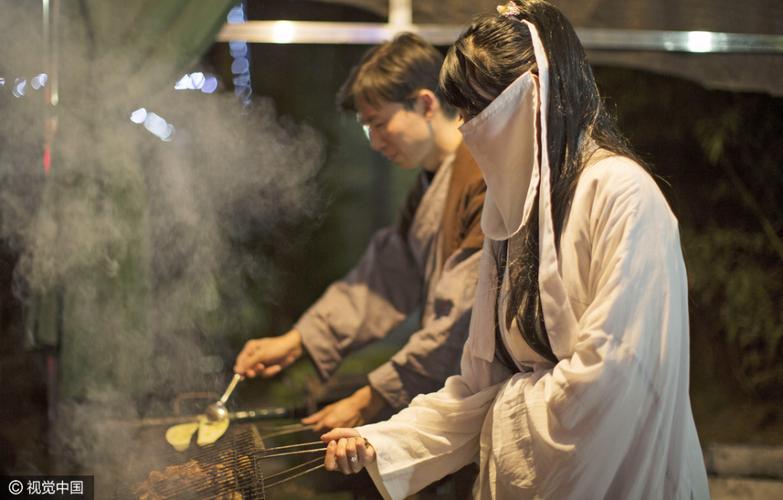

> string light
[129,108,175,142]
[174,72,219,94]
[12,78,27,98]
[227,3,252,107]
[0,73,47,96]
[31,73,48,90]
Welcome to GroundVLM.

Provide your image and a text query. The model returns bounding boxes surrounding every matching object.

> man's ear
[415,89,440,120]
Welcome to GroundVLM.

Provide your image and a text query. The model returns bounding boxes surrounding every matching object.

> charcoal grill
[134,423,325,499]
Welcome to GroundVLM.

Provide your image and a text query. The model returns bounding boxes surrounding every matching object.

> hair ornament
[497,1,522,18]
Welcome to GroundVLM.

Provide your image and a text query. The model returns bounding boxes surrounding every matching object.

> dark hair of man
[439,0,643,362]
[337,32,457,118]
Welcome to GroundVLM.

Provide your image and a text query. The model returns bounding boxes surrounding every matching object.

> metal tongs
[205,373,244,422]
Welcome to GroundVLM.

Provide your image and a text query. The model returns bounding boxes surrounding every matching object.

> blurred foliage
[684,229,783,396]
[686,92,783,398]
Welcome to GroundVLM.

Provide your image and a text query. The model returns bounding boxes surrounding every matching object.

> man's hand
[302,385,388,431]
[234,329,303,378]
[321,428,376,475]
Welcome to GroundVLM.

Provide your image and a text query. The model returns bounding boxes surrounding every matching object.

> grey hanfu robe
[295,143,486,409]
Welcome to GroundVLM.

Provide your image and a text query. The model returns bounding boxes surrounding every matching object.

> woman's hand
[321,428,376,475]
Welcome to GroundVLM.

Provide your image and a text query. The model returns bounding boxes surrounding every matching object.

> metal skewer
[254,440,326,459]
[263,457,326,490]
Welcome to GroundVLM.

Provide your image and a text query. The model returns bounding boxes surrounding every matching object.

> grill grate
[135,424,266,499]
[134,424,325,499]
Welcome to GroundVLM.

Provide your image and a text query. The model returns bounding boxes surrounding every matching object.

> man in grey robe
[234,33,486,430]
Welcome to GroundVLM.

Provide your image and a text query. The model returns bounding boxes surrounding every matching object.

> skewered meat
[134,459,245,499]
[215,493,243,500]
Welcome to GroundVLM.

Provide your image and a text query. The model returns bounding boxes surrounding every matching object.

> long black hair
[440,0,642,361]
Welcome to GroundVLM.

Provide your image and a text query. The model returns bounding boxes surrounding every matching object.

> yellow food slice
[165,422,199,452]
[197,415,229,447]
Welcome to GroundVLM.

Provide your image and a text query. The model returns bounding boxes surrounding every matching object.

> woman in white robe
[321,1,711,498]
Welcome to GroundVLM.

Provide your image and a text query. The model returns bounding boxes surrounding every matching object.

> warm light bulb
[272,21,296,44]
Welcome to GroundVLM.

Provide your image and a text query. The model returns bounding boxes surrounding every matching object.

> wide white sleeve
[355,243,510,500]
[357,370,506,499]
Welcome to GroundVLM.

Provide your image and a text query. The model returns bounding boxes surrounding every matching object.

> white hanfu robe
[356,155,711,499]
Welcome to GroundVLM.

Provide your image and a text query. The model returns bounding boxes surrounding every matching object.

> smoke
[1,1,326,490]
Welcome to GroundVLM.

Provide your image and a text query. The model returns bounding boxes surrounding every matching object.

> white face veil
[460,19,579,360]
[459,70,540,241]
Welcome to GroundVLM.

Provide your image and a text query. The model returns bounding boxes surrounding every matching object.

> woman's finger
[346,438,361,473]
[324,440,337,471]
[365,441,376,464]
[356,437,372,468]
[336,438,351,474]
[320,428,360,443]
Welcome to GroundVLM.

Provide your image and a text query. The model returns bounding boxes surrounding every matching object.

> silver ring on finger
[349,455,358,464]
